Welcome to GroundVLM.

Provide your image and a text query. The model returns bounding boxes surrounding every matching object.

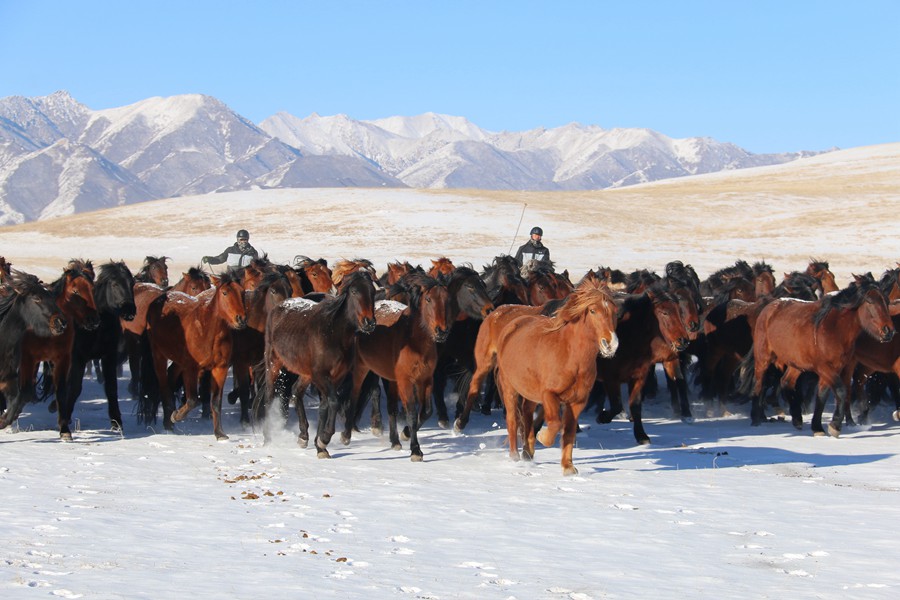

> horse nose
[234,316,247,330]
[689,320,700,333]
[599,334,618,358]
[882,325,895,342]
[482,303,495,317]
[360,317,377,334]
[161,278,169,287]
[52,316,68,335]
[434,327,449,343]
[675,337,689,352]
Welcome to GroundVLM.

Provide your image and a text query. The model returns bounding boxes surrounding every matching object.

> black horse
[62,261,136,438]
[0,271,68,427]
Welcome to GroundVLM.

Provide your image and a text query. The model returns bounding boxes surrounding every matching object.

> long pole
[507,202,528,255]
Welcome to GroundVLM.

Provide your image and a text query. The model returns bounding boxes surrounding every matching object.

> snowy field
[2,143,900,599]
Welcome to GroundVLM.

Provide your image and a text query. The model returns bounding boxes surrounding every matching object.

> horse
[428,257,456,279]
[481,255,530,306]
[64,260,137,433]
[659,261,703,422]
[16,261,100,440]
[228,271,293,426]
[347,274,452,460]
[430,265,495,427]
[806,259,839,295]
[878,266,900,302]
[135,256,170,287]
[293,256,334,295]
[491,284,619,475]
[0,256,12,283]
[594,283,692,445]
[0,271,68,429]
[141,271,247,440]
[172,266,212,296]
[522,261,570,306]
[740,273,894,436]
[332,258,378,290]
[257,271,376,457]
[378,261,421,288]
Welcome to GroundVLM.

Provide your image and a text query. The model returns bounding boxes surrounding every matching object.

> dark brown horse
[18,261,100,439]
[136,255,170,287]
[481,255,530,306]
[806,259,839,295]
[143,271,247,440]
[595,284,692,445]
[292,256,335,295]
[172,266,212,296]
[258,271,376,457]
[493,284,619,475]
[0,271,68,428]
[379,261,421,288]
[348,274,452,460]
[523,262,570,306]
[741,273,894,436]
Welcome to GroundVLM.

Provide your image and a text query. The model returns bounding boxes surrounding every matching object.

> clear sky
[1,0,897,154]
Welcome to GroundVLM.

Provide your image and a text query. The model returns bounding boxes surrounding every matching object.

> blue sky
[1,0,897,153]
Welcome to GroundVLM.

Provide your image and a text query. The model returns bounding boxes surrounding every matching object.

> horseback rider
[514,226,551,266]
[202,229,259,269]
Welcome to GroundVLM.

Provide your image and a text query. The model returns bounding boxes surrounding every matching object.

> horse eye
[590,308,596,314]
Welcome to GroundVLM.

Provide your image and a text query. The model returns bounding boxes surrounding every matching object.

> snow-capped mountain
[0,91,821,223]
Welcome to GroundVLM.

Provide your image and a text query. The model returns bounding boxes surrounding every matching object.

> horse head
[554,285,619,358]
[428,257,455,279]
[647,284,691,353]
[174,267,212,296]
[55,263,101,331]
[210,272,247,330]
[852,273,895,343]
[341,271,377,334]
[95,261,136,321]
[4,270,67,337]
[445,266,494,320]
[138,255,169,287]
[807,259,839,294]
[406,275,452,343]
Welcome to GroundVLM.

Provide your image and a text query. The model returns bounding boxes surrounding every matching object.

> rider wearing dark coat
[514,226,551,266]
[203,229,259,269]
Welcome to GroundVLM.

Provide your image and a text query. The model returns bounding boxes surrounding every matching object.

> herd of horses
[1,252,899,475]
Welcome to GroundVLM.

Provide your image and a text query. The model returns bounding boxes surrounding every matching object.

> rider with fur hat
[202,229,259,269]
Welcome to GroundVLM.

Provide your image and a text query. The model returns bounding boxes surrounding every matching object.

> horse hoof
[216,433,229,442]
[681,416,695,424]
[792,421,803,431]
[60,432,73,442]
[391,443,402,451]
[410,454,424,462]
[812,430,826,437]
[637,437,651,446]
[437,419,449,430]
[340,432,351,445]
[828,424,841,438]
[400,427,410,441]
[452,419,466,433]
[536,428,554,447]
[893,410,900,422]
[316,450,332,459]
[298,436,309,449]
[563,465,579,476]
[110,421,122,432]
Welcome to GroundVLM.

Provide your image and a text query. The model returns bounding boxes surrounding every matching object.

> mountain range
[0,91,823,225]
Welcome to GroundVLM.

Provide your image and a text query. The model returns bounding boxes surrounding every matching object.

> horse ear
[210,275,221,286]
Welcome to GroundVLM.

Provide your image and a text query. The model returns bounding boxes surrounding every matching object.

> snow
[2,144,900,598]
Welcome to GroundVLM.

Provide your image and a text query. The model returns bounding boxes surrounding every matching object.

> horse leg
[560,399,587,476]
[536,395,562,448]
[628,375,651,445]
[664,358,693,423]
[828,373,851,438]
[208,366,229,441]
[314,382,340,459]
[431,360,450,428]
[199,371,211,420]
[596,378,622,424]
[386,383,402,451]
[403,383,423,462]
[497,371,521,461]
[810,383,827,436]
[100,352,123,431]
[368,375,384,437]
[521,399,536,461]
[342,367,370,445]
[53,358,74,440]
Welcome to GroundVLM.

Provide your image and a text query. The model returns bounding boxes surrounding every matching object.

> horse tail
[735,349,756,398]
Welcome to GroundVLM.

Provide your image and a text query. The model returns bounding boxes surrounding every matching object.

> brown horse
[229,271,294,426]
[332,258,378,290]
[428,257,455,279]
[143,271,247,439]
[492,284,619,475]
[522,262,570,306]
[742,273,894,436]
[481,255,530,306]
[135,255,170,287]
[348,274,452,460]
[258,271,377,457]
[806,259,839,294]
[0,256,12,283]
[18,261,100,440]
[293,256,335,295]
[594,284,692,445]
[0,271,69,429]
[172,266,212,296]
[379,261,421,288]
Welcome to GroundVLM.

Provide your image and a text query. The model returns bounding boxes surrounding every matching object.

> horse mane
[136,255,168,280]
[0,270,46,321]
[546,284,614,331]
[625,269,660,293]
[293,255,328,268]
[51,261,92,296]
[752,261,774,277]
[520,259,556,279]
[96,260,133,286]
[774,272,818,300]
[807,258,831,274]
[318,270,372,321]
[185,266,211,283]
[332,258,377,288]
[389,273,440,313]
[878,267,900,293]
[813,272,878,327]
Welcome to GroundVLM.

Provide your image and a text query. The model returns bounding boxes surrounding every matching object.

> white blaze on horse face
[599,331,619,358]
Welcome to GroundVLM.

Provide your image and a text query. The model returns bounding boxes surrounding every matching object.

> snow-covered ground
[2,143,900,599]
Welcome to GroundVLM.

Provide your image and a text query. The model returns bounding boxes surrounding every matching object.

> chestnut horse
[18,261,100,440]
[428,257,455,279]
[258,271,376,457]
[806,259,839,295]
[0,271,68,428]
[481,255,530,306]
[172,266,212,296]
[741,273,894,436]
[348,274,452,460]
[492,284,619,475]
[292,256,335,295]
[143,271,247,440]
